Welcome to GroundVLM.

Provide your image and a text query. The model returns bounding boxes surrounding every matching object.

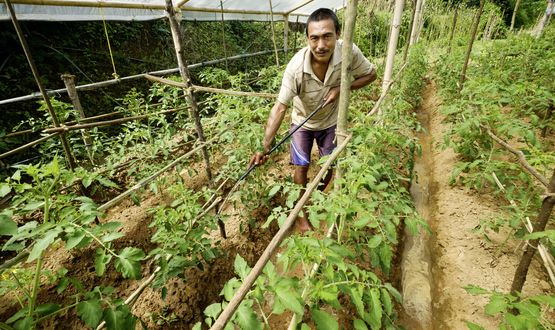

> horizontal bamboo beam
[98,129,228,212]
[0,49,282,107]
[285,0,315,15]
[144,75,277,99]
[0,132,58,159]
[181,6,285,16]
[210,134,352,330]
[42,107,188,133]
[485,127,549,187]
[7,0,165,9]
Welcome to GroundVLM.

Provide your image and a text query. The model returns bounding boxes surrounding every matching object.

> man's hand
[323,86,340,106]
[248,151,268,168]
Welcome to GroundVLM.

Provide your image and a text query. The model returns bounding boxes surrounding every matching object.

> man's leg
[290,125,313,233]
[315,125,337,192]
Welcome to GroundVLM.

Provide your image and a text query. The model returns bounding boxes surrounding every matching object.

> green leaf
[115,247,144,279]
[383,283,402,303]
[466,321,485,330]
[35,303,60,315]
[275,286,304,315]
[82,176,93,188]
[6,308,28,324]
[192,322,202,330]
[349,287,365,318]
[101,232,125,243]
[267,185,281,198]
[523,230,555,241]
[464,285,489,295]
[367,235,382,249]
[236,303,262,330]
[367,288,382,329]
[234,254,250,280]
[103,305,136,330]
[94,248,112,276]
[311,309,338,330]
[0,183,11,198]
[380,288,393,315]
[13,317,33,330]
[0,214,17,236]
[204,303,222,319]
[354,319,369,330]
[22,200,45,212]
[28,228,61,262]
[65,230,86,250]
[77,299,102,328]
[484,295,508,315]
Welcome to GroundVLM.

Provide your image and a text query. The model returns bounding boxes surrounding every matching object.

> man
[249,8,377,232]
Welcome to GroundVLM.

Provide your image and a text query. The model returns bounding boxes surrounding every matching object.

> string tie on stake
[100,7,119,80]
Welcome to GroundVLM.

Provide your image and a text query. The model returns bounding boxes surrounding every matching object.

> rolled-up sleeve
[351,44,374,79]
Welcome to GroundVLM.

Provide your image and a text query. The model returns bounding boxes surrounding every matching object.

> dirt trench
[400,81,552,329]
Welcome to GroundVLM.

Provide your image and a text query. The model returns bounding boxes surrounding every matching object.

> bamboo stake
[485,127,549,187]
[458,0,485,92]
[284,14,289,56]
[61,74,94,162]
[409,0,424,45]
[403,0,416,62]
[5,0,76,170]
[381,0,405,111]
[1,49,282,107]
[210,135,352,330]
[491,172,555,287]
[0,133,59,159]
[335,0,358,188]
[268,0,280,67]
[511,169,555,295]
[98,130,225,212]
[144,74,278,98]
[166,0,212,181]
[447,4,459,54]
[219,0,228,71]
[368,62,408,117]
[43,107,188,134]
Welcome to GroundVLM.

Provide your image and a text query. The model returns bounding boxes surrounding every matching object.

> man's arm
[323,67,377,105]
[248,101,288,167]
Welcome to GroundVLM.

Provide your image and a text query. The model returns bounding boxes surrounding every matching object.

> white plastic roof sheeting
[0,0,346,22]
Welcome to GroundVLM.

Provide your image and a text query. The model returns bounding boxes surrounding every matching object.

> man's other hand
[323,86,340,106]
[248,152,268,168]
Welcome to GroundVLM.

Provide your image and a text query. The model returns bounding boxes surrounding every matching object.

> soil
[400,80,553,329]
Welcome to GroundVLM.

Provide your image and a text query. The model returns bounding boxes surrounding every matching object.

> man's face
[307,19,339,64]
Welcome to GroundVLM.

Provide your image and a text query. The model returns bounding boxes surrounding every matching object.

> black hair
[305,8,340,36]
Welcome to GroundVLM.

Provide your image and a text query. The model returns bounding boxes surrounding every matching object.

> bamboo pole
[447,4,459,54]
[485,127,549,187]
[0,49,282,107]
[284,14,289,56]
[166,0,212,181]
[43,107,188,134]
[335,0,358,189]
[219,0,228,71]
[458,0,485,92]
[210,134,352,330]
[7,0,165,9]
[268,0,280,67]
[285,0,315,15]
[403,0,417,62]
[511,169,555,295]
[382,0,405,108]
[409,0,424,45]
[5,0,76,170]
[61,74,94,162]
[98,130,225,212]
[144,74,277,98]
[368,62,408,117]
[0,133,58,159]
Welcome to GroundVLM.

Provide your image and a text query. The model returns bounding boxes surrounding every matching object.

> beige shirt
[277,40,374,130]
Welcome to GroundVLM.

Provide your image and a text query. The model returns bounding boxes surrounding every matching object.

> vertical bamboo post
[165,0,212,180]
[458,0,485,93]
[5,0,76,170]
[382,0,405,104]
[447,4,459,54]
[219,0,228,71]
[268,0,280,66]
[510,0,521,31]
[410,0,424,45]
[403,0,417,62]
[61,74,95,163]
[511,169,555,295]
[284,14,289,56]
[335,0,359,188]
[293,15,299,51]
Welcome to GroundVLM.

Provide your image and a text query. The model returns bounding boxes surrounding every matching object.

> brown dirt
[404,80,552,329]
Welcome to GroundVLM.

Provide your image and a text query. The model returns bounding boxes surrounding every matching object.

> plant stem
[28,251,45,319]
[35,301,79,324]
[11,271,32,302]
[69,223,118,257]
